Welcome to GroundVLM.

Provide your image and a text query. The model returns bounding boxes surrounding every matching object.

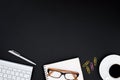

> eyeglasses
[47,68,79,80]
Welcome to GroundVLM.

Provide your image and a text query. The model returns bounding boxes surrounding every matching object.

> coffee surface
[109,64,120,78]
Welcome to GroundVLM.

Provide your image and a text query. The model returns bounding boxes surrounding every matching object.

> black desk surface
[0,0,120,80]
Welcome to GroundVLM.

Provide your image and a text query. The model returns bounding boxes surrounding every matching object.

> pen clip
[11,50,21,55]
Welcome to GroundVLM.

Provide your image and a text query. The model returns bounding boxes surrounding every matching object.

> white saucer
[99,54,120,80]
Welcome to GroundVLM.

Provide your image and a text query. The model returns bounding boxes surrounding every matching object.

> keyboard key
[21,78,25,80]
[0,73,3,76]
[18,69,21,72]
[24,74,30,78]
[3,66,8,70]
[3,74,7,77]
[8,75,12,78]
[2,69,6,73]
[26,71,31,75]
[13,69,17,71]
[22,71,26,73]
[17,77,21,80]
[0,77,3,80]
[15,72,19,76]
[8,67,12,71]
[3,78,7,80]
[20,73,24,77]
[11,71,14,75]
[6,70,10,74]
[12,75,16,80]
[0,65,3,68]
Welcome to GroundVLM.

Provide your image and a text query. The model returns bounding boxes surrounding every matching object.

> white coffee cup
[99,54,120,80]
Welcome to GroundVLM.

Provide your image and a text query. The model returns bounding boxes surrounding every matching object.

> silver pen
[8,50,36,65]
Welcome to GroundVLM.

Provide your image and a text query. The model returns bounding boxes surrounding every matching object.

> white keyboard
[0,59,33,80]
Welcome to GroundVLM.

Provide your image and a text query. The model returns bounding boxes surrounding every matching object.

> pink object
[90,62,94,71]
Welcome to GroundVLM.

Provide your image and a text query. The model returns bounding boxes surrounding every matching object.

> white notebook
[43,58,84,80]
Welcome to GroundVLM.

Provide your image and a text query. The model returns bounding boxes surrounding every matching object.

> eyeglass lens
[48,70,78,80]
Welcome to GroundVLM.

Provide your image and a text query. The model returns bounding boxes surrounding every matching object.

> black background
[0,0,120,80]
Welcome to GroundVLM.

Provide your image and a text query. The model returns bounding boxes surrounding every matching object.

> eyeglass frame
[47,68,79,80]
